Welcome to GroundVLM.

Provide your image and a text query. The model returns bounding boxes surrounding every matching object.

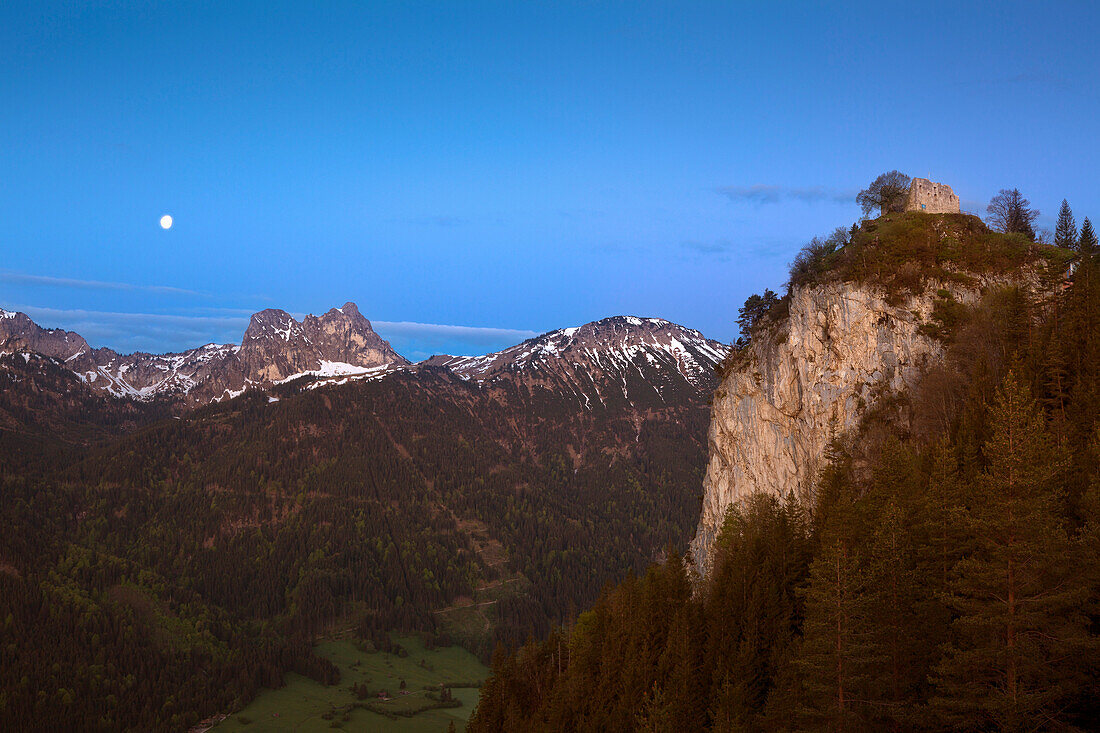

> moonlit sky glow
[1,2,1098,360]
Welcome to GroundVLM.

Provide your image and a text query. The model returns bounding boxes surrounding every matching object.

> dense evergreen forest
[0,353,709,730]
[470,211,1100,731]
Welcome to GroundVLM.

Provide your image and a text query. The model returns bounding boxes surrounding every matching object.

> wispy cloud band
[1,303,538,356]
[1,269,209,297]
[372,320,538,341]
[717,184,856,205]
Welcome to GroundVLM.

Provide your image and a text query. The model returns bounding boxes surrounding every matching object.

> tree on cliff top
[737,289,779,343]
[986,188,1039,240]
[1055,199,1077,250]
[856,170,911,218]
[1079,217,1098,255]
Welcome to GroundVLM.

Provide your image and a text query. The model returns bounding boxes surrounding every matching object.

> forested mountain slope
[470,212,1100,731]
[0,314,725,731]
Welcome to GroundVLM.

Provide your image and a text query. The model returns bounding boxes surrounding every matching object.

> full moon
[160,215,173,229]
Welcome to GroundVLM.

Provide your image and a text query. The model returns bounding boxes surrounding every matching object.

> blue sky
[2,1,1098,360]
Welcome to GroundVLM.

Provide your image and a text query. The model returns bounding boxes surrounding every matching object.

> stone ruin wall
[905,178,960,214]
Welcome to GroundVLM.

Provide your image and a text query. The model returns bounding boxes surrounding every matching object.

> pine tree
[796,488,873,730]
[863,498,921,729]
[656,605,706,731]
[932,373,1089,731]
[705,494,809,727]
[1055,199,1077,250]
[1080,217,1098,256]
[916,441,967,593]
[1040,332,1072,424]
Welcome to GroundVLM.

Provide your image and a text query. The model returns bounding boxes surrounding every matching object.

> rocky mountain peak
[0,309,91,361]
[236,303,407,385]
[3,304,726,410]
[243,309,302,342]
[2,303,409,403]
[434,315,728,407]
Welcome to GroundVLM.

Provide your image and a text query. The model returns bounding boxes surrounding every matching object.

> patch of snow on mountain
[272,318,297,342]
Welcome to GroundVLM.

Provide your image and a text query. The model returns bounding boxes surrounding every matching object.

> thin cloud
[372,320,539,358]
[8,305,246,329]
[426,215,468,227]
[3,303,538,356]
[954,72,1069,91]
[395,214,470,227]
[181,306,265,316]
[716,184,856,206]
[680,238,794,262]
[557,208,605,220]
[0,269,209,297]
[3,304,248,353]
[681,240,733,255]
[373,320,539,341]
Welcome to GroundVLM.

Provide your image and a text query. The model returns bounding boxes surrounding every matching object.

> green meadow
[213,636,487,732]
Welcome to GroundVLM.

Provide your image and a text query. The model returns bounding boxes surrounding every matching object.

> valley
[6,5,1097,730]
[212,635,487,732]
[0,307,725,731]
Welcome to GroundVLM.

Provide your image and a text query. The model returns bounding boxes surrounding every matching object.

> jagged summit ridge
[2,306,727,407]
[0,302,406,403]
[237,302,407,385]
[430,315,729,407]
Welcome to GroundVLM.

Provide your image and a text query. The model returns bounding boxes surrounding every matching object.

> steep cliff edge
[690,212,1070,567]
[691,281,949,564]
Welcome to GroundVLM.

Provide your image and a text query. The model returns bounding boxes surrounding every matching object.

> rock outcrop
[690,281,965,567]
[0,309,89,360]
[237,302,408,385]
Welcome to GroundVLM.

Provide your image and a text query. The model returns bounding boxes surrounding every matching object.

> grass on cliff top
[717,213,1075,377]
[790,212,1074,298]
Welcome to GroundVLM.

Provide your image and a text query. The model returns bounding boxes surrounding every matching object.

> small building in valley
[905,178,960,214]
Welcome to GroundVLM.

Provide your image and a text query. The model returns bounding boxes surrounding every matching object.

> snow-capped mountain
[1,307,728,408]
[237,303,409,385]
[75,343,242,400]
[424,316,729,408]
[0,303,406,403]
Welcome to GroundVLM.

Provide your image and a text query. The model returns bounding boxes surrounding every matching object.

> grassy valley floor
[213,636,487,732]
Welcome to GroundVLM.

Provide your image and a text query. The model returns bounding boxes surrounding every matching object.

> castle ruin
[905,178,960,214]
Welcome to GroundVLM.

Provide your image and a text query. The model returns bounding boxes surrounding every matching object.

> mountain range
[0,298,730,731]
[0,304,726,410]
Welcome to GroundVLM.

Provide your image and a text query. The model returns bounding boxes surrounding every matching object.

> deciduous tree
[856,171,911,218]
[985,188,1039,240]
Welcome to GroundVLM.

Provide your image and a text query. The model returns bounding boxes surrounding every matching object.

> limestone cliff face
[690,281,969,567]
